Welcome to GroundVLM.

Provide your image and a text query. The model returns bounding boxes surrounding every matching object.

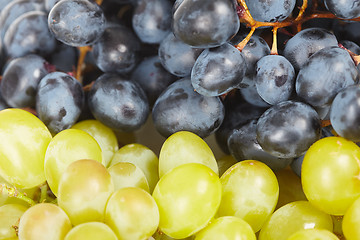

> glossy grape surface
[64,222,118,240]
[343,196,360,240]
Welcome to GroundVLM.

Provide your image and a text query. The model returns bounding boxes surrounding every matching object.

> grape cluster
[1,0,360,239]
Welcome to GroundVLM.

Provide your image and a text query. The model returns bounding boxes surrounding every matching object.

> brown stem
[236,27,256,51]
[76,46,92,83]
[295,0,308,22]
[95,0,103,5]
[270,27,279,55]
[321,119,331,128]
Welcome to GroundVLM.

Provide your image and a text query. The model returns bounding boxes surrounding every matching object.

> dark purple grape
[245,0,296,22]
[191,43,246,96]
[255,54,295,105]
[36,72,85,134]
[0,0,11,12]
[130,55,177,106]
[0,54,50,108]
[4,11,57,58]
[330,85,360,142]
[158,33,203,77]
[215,90,267,154]
[283,28,338,70]
[239,76,271,108]
[88,74,149,132]
[172,0,240,48]
[228,120,293,171]
[45,0,60,12]
[290,154,304,177]
[49,43,78,73]
[48,0,106,47]
[333,20,360,46]
[152,78,225,138]
[132,0,172,44]
[92,24,141,74]
[0,0,44,40]
[324,0,360,19]
[296,46,359,107]
[236,34,270,77]
[340,40,360,55]
[256,100,322,158]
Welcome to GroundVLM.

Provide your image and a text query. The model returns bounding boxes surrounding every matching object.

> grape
[341,40,360,54]
[64,222,118,240]
[194,216,256,240]
[152,163,222,239]
[216,155,238,177]
[88,73,149,132]
[0,0,44,41]
[255,54,295,105]
[228,119,293,171]
[153,231,193,240]
[218,160,279,232]
[301,137,360,215]
[275,168,307,209]
[108,162,150,192]
[191,42,246,97]
[131,55,177,106]
[172,0,240,48]
[296,46,359,107]
[36,72,85,135]
[105,187,159,240]
[233,34,271,77]
[158,33,203,77]
[343,196,360,240]
[49,43,78,73]
[215,89,267,154]
[44,128,103,196]
[258,201,333,240]
[132,0,172,44]
[324,0,360,19]
[152,78,225,138]
[18,203,72,240]
[4,11,57,58]
[71,119,119,167]
[0,54,50,108]
[287,229,340,240]
[0,204,28,239]
[92,24,141,74]
[239,76,271,107]
[158,131,218,177]
[58,159,114,225]
[245,0,296,22]
[48,0,106,47]
[283,28,338,70]
[109,143,159,193]
[330,85,360,142]
[256,100,322,158]
[0,108,52,189]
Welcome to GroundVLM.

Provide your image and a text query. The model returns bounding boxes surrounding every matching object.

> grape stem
[75,46,92,82]
[0,184,36,206]
[39,183,48,203]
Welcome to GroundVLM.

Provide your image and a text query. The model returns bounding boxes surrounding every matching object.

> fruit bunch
[1,0,360,239]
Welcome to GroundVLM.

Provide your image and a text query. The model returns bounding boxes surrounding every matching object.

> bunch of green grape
[1,108,360,240]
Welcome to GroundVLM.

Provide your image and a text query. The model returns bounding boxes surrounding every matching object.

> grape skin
[256,100,322,158]
[152,78,225,138]
[172,0,240,48]
[48,0,106,47]
[324,0,360,19]
[245,0,296,23]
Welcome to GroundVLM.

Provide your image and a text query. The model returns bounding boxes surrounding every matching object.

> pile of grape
[1,0,360,239]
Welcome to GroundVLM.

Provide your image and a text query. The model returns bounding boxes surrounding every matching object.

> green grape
[158,131,218,178]
[194,216,256,240]
[58,159,114,225]
[71,119,119,167]
[108,162,150,192]
[152,163,222,239]
[0,175,40,207]
[0,108,52,189]
[152,230,193,240]
[110,143,159,193]
[44,128,103,196]
[105,187,159,240]
[287,229,339,240]
[259,201,333,240]
[216,155,238,177]
[302,137,360,215]
[64,222,118,240]
[342,196,360,240]
[217,160,279,232]
[0,204,28,239]
[18,203,72,240]
[275,167,307,209]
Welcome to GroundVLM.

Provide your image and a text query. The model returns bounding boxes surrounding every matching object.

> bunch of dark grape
[1,0,360,239]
